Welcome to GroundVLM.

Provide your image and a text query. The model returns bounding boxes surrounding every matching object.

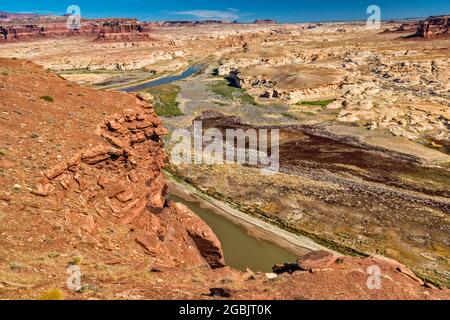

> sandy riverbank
[165,171,340,257]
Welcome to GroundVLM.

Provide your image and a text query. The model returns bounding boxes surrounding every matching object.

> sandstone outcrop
[415,15,450,38]
[38,82,223,268]
[0,58,224,288]
[0,18,153,42]
[296,250,337,271]
[387,15,450,38]
[94,20,153,41]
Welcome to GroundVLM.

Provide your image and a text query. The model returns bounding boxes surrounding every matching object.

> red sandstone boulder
[172,202,225,269]
[296,250,337,271]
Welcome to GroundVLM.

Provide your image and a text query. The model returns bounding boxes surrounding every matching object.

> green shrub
[282,112,297,119]
[147,84,183,117]
[208,80,236,100]
[298,99,335,107]
[40,95,54,103]
[239,92,258,106]
[39,288,64,300]
[69,256,83,265]
[208,80,258,106]
[212,100,228,106]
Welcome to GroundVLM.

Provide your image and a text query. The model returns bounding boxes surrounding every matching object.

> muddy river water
[121,64,205,92]
[169,193,300,272]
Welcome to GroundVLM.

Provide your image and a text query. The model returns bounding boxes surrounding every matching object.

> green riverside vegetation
[298,98,336,107]
[208,79,258,106]
[146,84,183,117]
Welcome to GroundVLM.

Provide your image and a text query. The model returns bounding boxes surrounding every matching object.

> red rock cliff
[0,58,224,277]
[0,18,153,42]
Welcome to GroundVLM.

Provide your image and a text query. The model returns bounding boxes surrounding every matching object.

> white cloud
[170,9,239,21]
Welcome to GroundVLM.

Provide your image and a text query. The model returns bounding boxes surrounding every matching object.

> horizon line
[1,9,449,24]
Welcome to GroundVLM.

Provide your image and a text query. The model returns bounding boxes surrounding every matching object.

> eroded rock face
[0,58,223,274]
[415,15,450,38]
[0,18,153,42]
[388,15,450,38]
[172,202,225,269]
[41,89,223,269]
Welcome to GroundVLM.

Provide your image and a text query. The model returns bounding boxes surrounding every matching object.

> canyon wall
[0,18,153,42]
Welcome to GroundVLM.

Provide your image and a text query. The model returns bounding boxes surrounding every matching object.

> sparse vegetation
[146,84,183,117]
[209,80,235,100]
[298,99,335,107]
[239,91,258,106]
[39,288,64,300]
[212,100,229,107]
[282,112,297,119]
[48,252,60,259]
[208,79,258,106]
[77,284,100,294]
[9,261,24,270]
[40,95,54,103]
[69,256,83,265]
[413,269,449,289]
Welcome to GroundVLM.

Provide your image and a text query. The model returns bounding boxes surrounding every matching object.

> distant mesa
[0,14,154,42]
[385,14,450,39]
[94,19,153,41]
[395,22,418,33]
[0,12,242,42]
[254,19,277,24]
[0,10,41,21]
[159,20,232,26]
[414,15,449,38]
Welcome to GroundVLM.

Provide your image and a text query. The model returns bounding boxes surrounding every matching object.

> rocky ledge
[386,15,450,38]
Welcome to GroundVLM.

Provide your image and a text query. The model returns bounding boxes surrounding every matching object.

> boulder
[273,262,302,274]
[296,250,337,271]
[44,162,68,179]
[326,99,343,109]
[338,112,360,122]
[174,202,225,269]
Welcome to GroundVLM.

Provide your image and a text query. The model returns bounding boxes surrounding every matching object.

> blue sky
[1,0,449,22]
